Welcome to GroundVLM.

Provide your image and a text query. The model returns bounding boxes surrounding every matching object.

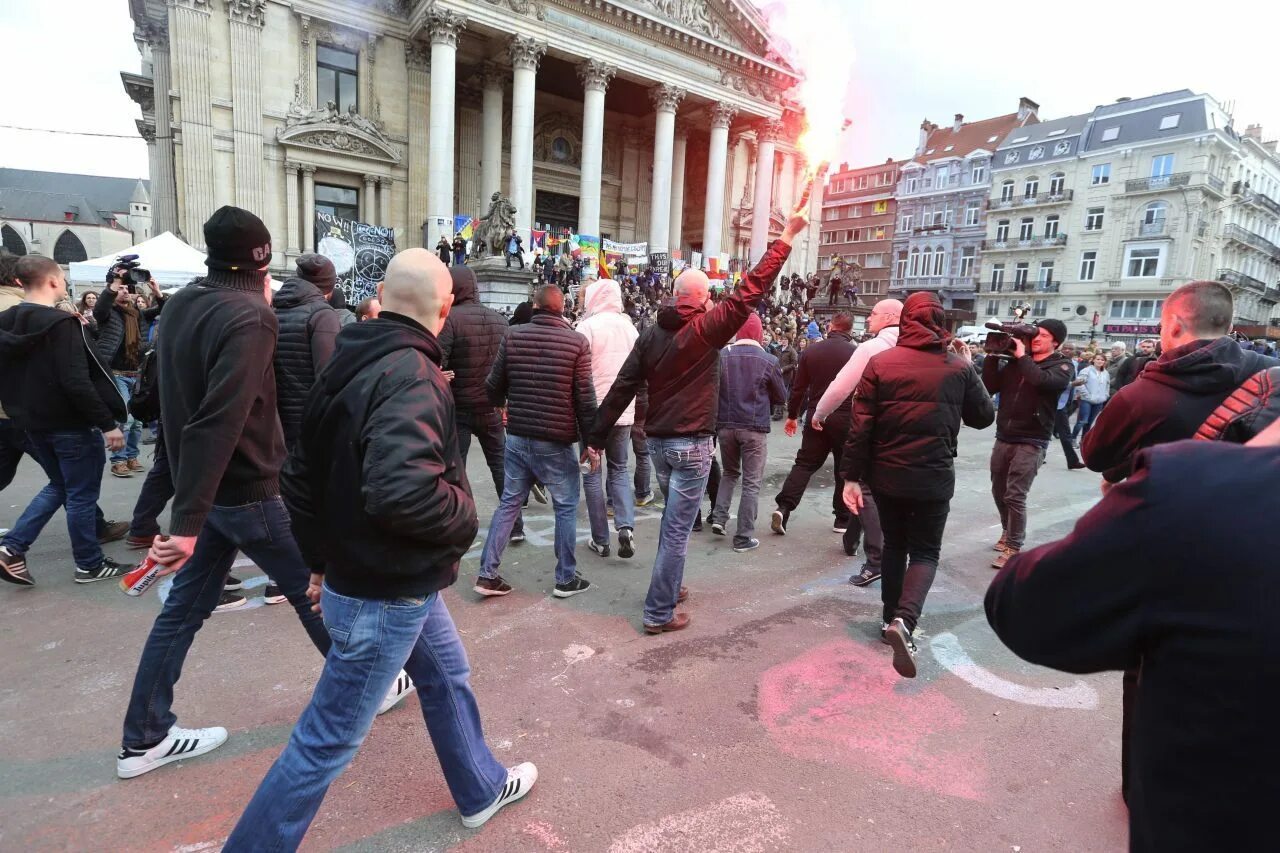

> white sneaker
[116,725,228,779]
[377,671,414,715]
[461,762,538,828]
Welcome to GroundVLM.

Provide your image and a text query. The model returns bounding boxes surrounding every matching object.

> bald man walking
[589,199,810,633]
[226,249,535,848]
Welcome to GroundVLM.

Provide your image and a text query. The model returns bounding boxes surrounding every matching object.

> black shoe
[1068,461,1087,470]
[74,557,127,584]
[213,590,247,612]
[475,576,513,597]
[0,546,33,586]
[553,575,591,598]
[710,522,726,536]
[263,583,287,605]
[692,512,703,533]
[832,517,850,534]
[223,574,244,591]
[732,538,760,553]
[618,528,635,559]
[770,508,788,535]
[850,566,881,587]
[885,618,918,678]
[509,529,526,544]
[588,539,610,558]
[98,520,130,543]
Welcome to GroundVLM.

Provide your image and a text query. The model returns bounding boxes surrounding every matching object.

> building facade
[0,170,153,266]
[817,158,899,304]
[122,0,822,280]
[890,98,1039,313]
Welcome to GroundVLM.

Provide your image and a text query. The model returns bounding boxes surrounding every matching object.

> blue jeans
[121,497,330,749]
[582,424,635,545]
[111,374,142,462]
[709,428,768,547]
[645,435,713,626]
[1073,400,1102,439]
[480,435,580,585]
[2,428,105,569]
[224,588,506,851]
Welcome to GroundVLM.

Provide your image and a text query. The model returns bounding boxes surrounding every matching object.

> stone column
[750,120,782,263]
[577,59,615,239]
[170,0,216,248]
[647,84,686,256]
[378,177,392,228]
[508,36,546,244]
[298,14,316,107]
[778,150,797,273]
[405,44,430,248]
[702,103,736,265]
[145,27,178,235]
[668,126,689,257]
[363,174,377,221]
[480,62,505,203]
[228,0,266,216]
[427,9,466,238]
[284,160,300,256]
[301,165,316,252]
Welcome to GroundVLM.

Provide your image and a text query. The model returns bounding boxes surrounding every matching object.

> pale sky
[3,1,1280,180]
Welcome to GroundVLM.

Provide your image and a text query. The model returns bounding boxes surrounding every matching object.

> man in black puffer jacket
[477,284,596,599]
[272,254,342,445]
[439,266,521,536]
[842,292,994,678]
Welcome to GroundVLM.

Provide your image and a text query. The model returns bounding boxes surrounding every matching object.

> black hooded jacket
[438,266,509,412]
[272,277,341,444]
[0,302,125,432]
[1083,336,1279,482]
[982,348,1074,444]
[282,312,477,599]
[486,310,596,444]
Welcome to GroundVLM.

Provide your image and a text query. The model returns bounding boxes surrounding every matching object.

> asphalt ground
[0,425,1129,852]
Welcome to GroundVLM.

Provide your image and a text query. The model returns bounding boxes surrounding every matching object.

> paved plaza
[0,426,1129,852]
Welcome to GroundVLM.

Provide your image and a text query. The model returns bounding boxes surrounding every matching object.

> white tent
[69,231,207,291]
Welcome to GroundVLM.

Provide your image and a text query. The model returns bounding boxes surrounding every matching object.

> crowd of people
[0,182,1277,849]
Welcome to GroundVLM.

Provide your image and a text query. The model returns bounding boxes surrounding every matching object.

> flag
[453,215,476,239]
[531,229,547,251]
[597,253,612,280]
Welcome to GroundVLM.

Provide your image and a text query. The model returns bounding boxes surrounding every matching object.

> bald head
[674,269,710,308]
[378,248,453,335]
[868,298,903,334]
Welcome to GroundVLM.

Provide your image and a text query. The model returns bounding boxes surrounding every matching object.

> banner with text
[315,211,396,305]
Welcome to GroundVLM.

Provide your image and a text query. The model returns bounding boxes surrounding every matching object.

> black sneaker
[553,575,591,598]
[710,522,726,536]
[509,529,526,544]
[850,566,881,587]
[832,519,849,534]
[213,590,247,612]
[74,557,127,584]
[692,512,703,532]
[732,538,760,553]
[98,520,130,543]
[223,574,244,591]
[618,528,635,559]
[885,618,918,678]
[770,508,788,535]
[0,545,33,586]
[263,583,287,605]
[588,539,610,558]
[474,576,513,597]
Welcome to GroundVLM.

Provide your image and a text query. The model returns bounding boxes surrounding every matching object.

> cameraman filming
[94,260,165,478]
[981,318,1073,569]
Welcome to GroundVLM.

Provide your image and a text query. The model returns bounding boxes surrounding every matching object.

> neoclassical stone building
[123,0,822,276]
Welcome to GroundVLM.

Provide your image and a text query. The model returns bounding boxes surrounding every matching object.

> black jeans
[874,493,951,632]
[774,414,849,523]
[129,425,174,538]
[1053,408,1081,467]
[456,408,522,535]
[631,422,652,498]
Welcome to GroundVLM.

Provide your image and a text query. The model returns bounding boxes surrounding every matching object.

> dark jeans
[505,251,524,269]
[129,426,174,539]
[456,408,521,535]
[842,487,883,570]
[480,436,580,585]
[875,493,950,632]
[774,415,849,523]
[631,422,652,498]
[3,428,105,569]
[1053,408,1081,467]
[0,417,24,492]
[990,439,1044,551]
[121,496,330,749]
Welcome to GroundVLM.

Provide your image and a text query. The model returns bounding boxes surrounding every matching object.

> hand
[306,573,324,614]
[784,418,797,437]
[148,534,197,575]
[952,338,973,363]
[842,481,864,516]
[810,415,824,431]
[148,278,162,297]
[580,447,601,473]
[104,428,125,452]
[1012,337,1028,359]
[442,370,455,383]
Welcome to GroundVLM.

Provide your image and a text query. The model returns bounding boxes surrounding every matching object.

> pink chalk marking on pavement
[758,639,988,800]
[607,791,788,853]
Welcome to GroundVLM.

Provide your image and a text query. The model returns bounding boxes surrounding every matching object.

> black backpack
[129,349,161,423]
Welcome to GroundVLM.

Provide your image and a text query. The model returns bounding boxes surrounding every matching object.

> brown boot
[644,612,691,634]
[992,547,1019,570]
[127,458,145,473]
[110,462,133,478]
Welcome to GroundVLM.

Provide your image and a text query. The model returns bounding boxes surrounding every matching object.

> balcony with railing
[1223,223,1280,260]
[1004,280,1061,294]
[987,189,1074,211]
[1217,267,1268,293]
[1265,287,1280,303]
[1124,172,1226,197]
[1233,180,1280,218]
[982,234,1069,252]
[912,222,952,235]
[1138,220,1168,237]
[889,276,978,292]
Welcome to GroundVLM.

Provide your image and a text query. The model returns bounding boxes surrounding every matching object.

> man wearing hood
[438,265,523,541]
[842,292,994,677]
[576,277,640,559]
[587,200,809,634]
[0,255,26,510]
[225,248,536,848]
[0,256,127,586]
[273,254,342,447]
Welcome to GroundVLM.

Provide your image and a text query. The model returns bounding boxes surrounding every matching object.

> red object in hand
[120,555,165,596]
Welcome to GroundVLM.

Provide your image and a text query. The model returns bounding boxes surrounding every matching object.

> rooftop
[0,169,150,216]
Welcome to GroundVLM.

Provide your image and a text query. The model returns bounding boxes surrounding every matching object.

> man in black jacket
[0,255,127,586]
[273,254,342,446]
[842,292,994,677]
[439,265,523,539]
[986,423,1280,852]
[94,266,164,478]
[477,284,596,598]
[771,312,856,535]
[224,248,536,848]
[589,201,807,634]
[981,318,1073,569]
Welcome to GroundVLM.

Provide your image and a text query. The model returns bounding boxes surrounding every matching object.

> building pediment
[277,123,402,164]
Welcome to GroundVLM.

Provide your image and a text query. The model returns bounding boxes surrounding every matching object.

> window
[874,226,886,240]
[996,220,1010,242]
[1044,214,1060,238]
[1,224,26,256]
[1125,246,1163,278]
[1049,173,1065,196]
[895,251,907,279]
[873,200,888,214]
[1038,261,1054,284]
[315,183,359,220]
[851,205,862,218]
[1024,177,1039,198]
[1014,262,1029,286]
[1019,218,1034,241]
[1142,201,1168,234]
[1085,207,1105,231]
[1110,299,1164,319]
[1100,127,1120,142]
[965,199,980,226]
[1151,153,1175,179]
[900,214,913,233]
[1000,180,1015,202]
[1159,114,1181,130]
[986,299,1001,316]
[845,230,854,242]
[1079,250,1097,281]
[1032,299,1048,315]
[317,44,359,113]
[53,230,87,264]
[959,246,976,277]
[905,176,919,193]
[933,247,946,276]
[909,249,920,277]
[991,264,1005,289]
[936,167,951,187]
[864,253,884,268]
[852,229,862,242]
[971,161,987,183]
[1091,163,1111,185]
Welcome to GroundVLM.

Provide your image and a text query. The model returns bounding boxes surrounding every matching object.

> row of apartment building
[819,90,1280,344]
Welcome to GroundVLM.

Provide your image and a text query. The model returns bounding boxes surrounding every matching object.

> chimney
[916,120,936,156]
[1244,123,1263,140]
[953,113,964,132]
[1017,96,1040,122]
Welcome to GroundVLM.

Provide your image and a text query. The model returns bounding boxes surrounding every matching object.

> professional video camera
[107,253,151,289]
[983,320,1039,356]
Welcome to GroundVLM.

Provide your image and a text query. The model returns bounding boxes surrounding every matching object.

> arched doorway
[1,224,26,256]
[53,230,88,264]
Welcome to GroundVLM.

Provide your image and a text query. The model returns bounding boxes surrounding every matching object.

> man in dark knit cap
[273,254,342,445]
[115,207,411,781]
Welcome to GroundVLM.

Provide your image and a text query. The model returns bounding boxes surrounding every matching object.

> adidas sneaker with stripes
[116,725,229,779]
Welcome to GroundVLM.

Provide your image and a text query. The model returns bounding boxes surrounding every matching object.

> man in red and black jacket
[588,203,809,634]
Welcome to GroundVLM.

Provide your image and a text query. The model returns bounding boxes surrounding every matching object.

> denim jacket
[716,341,787,432]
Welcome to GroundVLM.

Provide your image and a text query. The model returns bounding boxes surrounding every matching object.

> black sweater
[486,310,596,444]
[786,331,855,421]
[158,275,285,536]
[981,351,1073,444]
[986,440,1280,852]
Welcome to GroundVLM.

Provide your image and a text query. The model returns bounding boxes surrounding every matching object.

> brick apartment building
[817,158,901,305]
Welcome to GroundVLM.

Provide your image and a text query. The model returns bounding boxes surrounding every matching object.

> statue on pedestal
[473,192,518,258]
